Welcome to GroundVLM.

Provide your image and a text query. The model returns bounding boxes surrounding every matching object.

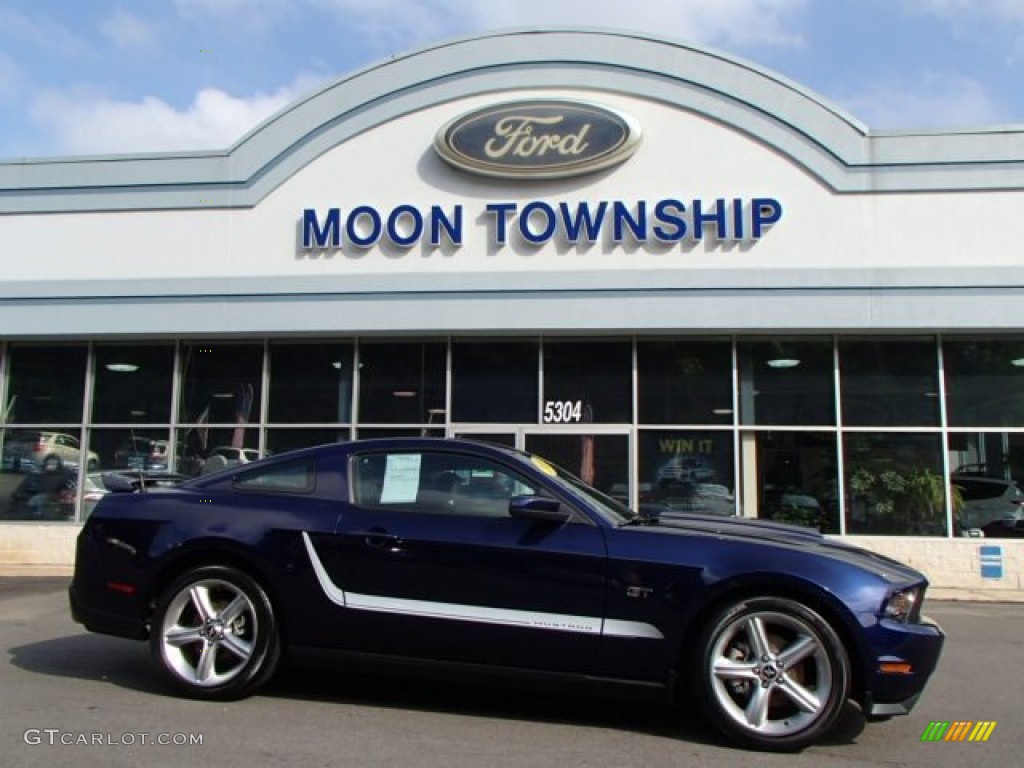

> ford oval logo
[434,99,642,179]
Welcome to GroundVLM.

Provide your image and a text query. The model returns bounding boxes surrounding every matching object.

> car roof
[186,438,527,485]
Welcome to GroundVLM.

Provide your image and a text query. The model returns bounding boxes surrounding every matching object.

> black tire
[693,596,849,752]
[149,565,280,700]
[41,454,62,472]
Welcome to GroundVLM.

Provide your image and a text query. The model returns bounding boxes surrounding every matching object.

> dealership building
[1,28,1022,595]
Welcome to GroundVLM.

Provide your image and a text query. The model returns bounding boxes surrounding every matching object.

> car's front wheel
[694,596,850,751]
[150,565,280,700]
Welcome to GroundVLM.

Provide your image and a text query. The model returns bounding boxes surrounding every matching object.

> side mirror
[509,495,572,524]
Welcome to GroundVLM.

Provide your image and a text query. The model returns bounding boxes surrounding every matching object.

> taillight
[58,489,76,504]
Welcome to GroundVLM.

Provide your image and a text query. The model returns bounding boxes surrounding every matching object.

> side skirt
[285,645,673,703]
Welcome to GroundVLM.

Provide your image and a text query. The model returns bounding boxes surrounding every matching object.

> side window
[351,451,540,518]
[233,460,315,493]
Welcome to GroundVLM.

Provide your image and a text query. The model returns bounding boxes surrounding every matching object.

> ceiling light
[106,363,139,372]
[1011,358,1024,367]
[712,408,733,415]
[766,358,801,369]
[392,390,417,398]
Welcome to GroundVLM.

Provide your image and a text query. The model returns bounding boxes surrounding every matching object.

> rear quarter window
[233,460,315,494]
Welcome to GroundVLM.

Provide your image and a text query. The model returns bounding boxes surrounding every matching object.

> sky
[3,0,1024,160]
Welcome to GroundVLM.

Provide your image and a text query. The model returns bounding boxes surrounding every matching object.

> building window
[840,337,939,426]
[637,339,732,424]
[179,342,263,425]
[176,427,261,477]
[5,343,87,424]
[92,343,174,424]
[268,341,353,424]
[525,433,630,502]
[542,339,632,424]
[843,432,948,536]
[266,428,351,455]
[451,339,537,423]
[943,337,1024,427]
[738,338,834,426]
[752,431,838,533]
[89,429,172,472]
[639,429,735,516]
[357,340,446,424]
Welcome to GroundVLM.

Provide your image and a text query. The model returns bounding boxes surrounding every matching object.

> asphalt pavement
[1,578,1020,768]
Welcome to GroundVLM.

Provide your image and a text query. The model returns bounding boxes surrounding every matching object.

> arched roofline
[4,27,1024,213]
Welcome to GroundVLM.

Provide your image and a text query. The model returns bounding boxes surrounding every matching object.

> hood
[637,512,926,584]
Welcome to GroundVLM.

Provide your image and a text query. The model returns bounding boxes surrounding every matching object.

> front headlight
[883,586,922,623]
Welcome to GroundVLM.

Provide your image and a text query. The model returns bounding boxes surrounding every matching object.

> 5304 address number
[543,400,584,423]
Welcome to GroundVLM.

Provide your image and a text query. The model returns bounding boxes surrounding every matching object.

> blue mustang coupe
[70,438,943,751]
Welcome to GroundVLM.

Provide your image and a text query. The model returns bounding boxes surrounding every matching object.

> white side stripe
[301,532,664,640]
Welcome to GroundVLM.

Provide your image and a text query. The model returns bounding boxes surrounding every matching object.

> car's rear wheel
[150,565,280,700]
[694,596,849,751]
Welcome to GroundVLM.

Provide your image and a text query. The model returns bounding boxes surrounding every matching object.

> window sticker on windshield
[380,453,422,503]
[531,456,557,477]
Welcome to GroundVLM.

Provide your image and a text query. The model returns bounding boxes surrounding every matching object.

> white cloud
[29,75,325,155]
[841,72,1004,130]
[312,0,808,53]
[100,11,160,51]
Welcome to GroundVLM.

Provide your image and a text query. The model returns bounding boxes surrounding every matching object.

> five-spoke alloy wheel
[695,596,850,751]
[151,565,280,700]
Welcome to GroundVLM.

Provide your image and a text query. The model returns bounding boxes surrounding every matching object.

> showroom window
[357,340,446,425]
[179,342,263,426]
[89,429,172,474]
[839,337,940,426]
[92,343,174,424]
[637,338,733,425]
[943,337,1024,427]
[542,339,632,424]
[4,343,87,424]
[639,429,736,516]
[175,427,261,477]
[843,432,948,536]
[751,431,839,533]
[268,341,354,424]
[6,332,1024,536]
[451,339,537,423]
[266,428,352,455]
[738,338,834,426]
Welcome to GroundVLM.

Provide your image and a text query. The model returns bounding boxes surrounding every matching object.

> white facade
[1,29,1022,595]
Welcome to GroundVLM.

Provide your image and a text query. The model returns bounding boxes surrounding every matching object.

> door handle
[363,527,401,549]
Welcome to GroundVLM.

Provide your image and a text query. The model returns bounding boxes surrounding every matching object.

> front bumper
[861,614,944,715]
